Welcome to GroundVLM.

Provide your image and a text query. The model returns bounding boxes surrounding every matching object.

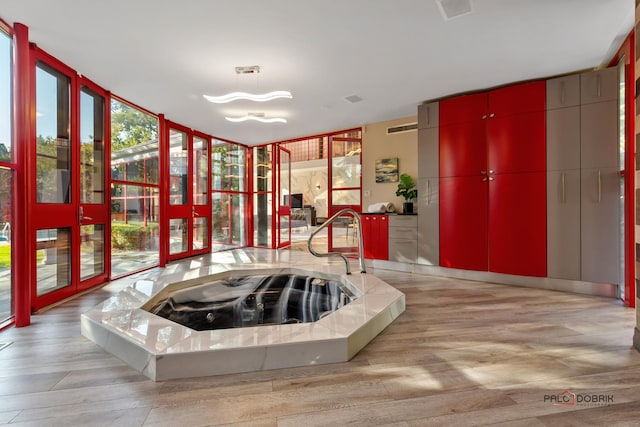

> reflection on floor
[1,249,638,424]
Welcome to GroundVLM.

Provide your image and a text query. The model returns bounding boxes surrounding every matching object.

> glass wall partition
[110,99,159,277]
[0,29,12,323]
[253,145,273,248]
[211,139,247,251]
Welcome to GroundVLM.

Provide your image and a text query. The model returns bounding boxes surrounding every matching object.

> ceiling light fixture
[203,90,292,104]
[225,113,287,124]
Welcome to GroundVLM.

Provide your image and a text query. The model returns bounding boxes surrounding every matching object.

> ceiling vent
[437,0,473,21]
[345,95,364,103]
[387,122,417,135]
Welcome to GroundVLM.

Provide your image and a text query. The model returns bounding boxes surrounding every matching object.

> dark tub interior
[147,274,356,331]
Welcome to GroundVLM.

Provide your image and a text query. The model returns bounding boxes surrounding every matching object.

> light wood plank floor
[0,266,639,426]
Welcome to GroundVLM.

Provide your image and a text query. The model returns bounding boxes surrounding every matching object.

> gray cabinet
[418,102,439,129]
[546,107,580,171]
[417,127,439,179]
[546,68,621,284]
[580,67,618,105]
[580,167,620,284]
[547,170,581,280]
[388,215,417,263]
[580,100,619,169]
[417,178,439,265]
[417,101,439,266]
[547,74,580,110]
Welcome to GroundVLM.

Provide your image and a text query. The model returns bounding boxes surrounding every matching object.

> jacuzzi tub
[81,263,405,381]
[145,273,359,330]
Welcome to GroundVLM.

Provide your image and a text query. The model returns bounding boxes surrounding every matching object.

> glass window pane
[253,146,272,192]
[80,87,105,204]
[80,224,104,280]
[212,193,247,251]
[0,168,11,321]
[332,189,361,206]
[193,136,208,205]
[0,32,11,162]
[193,217,208,251]
[110,99,158,184]
[169,129,188,205]
[253,192,272,248]
[36,64,71,204]
[111,184,159,277]
[169,218,188,255]
[36,227,71,296]
[331,143,361,189]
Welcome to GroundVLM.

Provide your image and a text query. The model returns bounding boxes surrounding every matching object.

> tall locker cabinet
[546,74,581,280]
[417,101,439,266]
[580,67,620,284]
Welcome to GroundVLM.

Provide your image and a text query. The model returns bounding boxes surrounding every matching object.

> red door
[439,176,488,271]
[167,124,210,261]
[489,172,547,277]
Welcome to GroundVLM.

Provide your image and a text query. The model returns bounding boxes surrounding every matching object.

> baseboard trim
[367,259,619,299]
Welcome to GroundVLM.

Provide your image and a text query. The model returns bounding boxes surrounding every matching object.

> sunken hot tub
[82,262,405,381]
[145,274,358,330]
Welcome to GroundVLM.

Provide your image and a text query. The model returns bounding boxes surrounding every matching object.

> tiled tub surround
[81,250,405,381]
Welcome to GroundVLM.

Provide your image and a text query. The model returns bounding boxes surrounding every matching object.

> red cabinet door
[487,111,546,174]
[489,80,546,118]
[361,214,374,259]
[440,92,487,126]
[440,120,487,177]
[439,176,489,271]
[489,172,547,277]
[378,215,389,260]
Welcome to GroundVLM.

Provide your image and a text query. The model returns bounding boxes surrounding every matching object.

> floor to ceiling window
[0,29,12,323]
[110,99,159,277]
[211,139,247,251]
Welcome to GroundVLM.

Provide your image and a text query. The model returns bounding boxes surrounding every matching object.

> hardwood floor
[0,266,639,426]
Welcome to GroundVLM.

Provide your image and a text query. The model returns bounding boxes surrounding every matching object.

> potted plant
[395,173,418,214]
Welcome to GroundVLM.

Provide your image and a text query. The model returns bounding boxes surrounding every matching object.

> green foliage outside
[111,222,159,251]
[110,100,158,152]
[0,245,44,268]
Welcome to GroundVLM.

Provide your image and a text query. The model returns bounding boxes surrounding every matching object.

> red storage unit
[439,176,489,271]
[439,80,547,277]
[361,214,388,260]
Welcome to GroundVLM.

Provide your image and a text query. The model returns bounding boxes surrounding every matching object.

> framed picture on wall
[375,157,399,183]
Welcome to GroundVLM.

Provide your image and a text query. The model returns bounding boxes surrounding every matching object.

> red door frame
[327,133,362,253]
[165,121,211,262]
[276,145,291,248]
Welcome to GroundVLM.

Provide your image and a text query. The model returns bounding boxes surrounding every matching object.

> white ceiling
[0,0,634,145]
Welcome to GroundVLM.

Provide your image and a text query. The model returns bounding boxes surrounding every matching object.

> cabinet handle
[427,179,431,205]
[482,115,487,120]
[561,172,566,203]
[481,170,487,175]
[597,170,602,203]
[596,74,602,98]
[488,177,495,181]
[482,177,488,182]
[489,113,495,118]
[488,169,495,175]
[560,81,566,105]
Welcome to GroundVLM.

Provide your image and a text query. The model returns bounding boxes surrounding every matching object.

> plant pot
[402,202,413,214]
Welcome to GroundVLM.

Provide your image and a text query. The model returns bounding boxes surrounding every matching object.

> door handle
[427,179,431,205]
[561,172,566,203]
[597,170,602,203]
[78,207,93,224]
[192,206,200,217]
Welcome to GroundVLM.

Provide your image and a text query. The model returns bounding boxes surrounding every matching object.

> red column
[158,114,167,267]
[13,23,32,326]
